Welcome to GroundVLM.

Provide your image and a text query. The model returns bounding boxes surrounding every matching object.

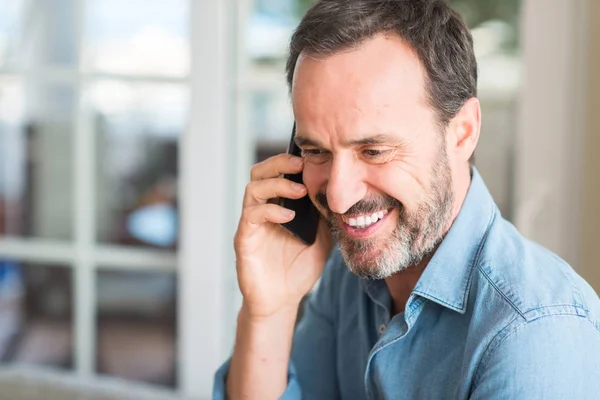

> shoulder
[470,312,600,398]
[472,216,600,325]
[466,217,600,395]
[468,214,600,365]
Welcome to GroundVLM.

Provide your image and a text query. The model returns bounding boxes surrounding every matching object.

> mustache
[315,192,402,217]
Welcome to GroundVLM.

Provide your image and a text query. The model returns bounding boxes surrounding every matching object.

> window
[0,0,187,390]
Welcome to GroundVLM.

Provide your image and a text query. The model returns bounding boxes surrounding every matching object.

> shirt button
[379,323,387,335]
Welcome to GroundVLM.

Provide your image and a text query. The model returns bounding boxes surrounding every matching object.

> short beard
[316,145,454,280]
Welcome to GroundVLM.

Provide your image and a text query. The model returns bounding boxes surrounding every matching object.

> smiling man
[214,1,600,399]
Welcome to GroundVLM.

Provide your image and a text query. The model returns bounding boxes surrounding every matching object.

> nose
[325,156,366,214]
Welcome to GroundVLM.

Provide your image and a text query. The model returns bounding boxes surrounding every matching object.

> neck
[385,259,429,315]
[384,166,472,315]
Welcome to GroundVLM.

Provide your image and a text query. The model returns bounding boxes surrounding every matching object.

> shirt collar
[411,167,497,313]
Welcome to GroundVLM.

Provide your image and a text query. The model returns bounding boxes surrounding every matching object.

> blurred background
[0,0,597,399]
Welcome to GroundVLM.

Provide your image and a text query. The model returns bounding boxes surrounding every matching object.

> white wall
[582,0,600,292]
[515,0,588,271]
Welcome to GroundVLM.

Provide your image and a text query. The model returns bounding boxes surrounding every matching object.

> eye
[301,148,330,164]
[361,148,392,161]
[364,149,384,157]
[302,149,324,156]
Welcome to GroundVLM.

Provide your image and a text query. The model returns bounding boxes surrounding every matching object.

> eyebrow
[344,134,399,146]
[293,135,321,148]
[294,133,400,148]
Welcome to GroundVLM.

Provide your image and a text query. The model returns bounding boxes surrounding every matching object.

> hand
[234,153,332,319]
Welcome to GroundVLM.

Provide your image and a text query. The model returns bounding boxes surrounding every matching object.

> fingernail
[291,157,304,166]
[282,208,295,217]
[292,183,306,192]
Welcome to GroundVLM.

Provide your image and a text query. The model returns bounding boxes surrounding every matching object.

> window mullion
[72,0,96,380]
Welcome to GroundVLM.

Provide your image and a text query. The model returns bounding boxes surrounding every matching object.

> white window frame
[177,0,239,397]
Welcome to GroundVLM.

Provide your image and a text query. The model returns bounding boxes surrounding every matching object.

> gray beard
[328,149,454,280]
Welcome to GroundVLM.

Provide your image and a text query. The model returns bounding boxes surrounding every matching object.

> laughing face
[291,34,457,279]
[313,148,453,279]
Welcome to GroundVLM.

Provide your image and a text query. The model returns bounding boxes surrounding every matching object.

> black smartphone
[279,122,320,245]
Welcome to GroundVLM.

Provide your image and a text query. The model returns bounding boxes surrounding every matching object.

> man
[215,0,600,398]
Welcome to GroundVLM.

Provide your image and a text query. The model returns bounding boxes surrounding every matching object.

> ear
[448,97,481,164]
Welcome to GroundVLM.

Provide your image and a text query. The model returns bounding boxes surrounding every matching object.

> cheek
[368,164,424,209]
[302,163,327,196]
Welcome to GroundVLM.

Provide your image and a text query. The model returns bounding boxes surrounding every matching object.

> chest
[336,300,475,400]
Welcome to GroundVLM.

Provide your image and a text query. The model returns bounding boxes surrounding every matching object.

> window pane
[89,81,186,249]
[96,270,176,387]
[0,260,73,369]
[251,88,294,144]
[0,0,25,68]
[0,77,74,239]
[84,0,190,77]
[247,0,298,62]
[244,0,297,147]
[0,0,77,69]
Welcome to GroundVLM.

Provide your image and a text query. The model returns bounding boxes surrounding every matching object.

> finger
[243,178,307,207]
[250,153,304,181]
[239,204,296,235]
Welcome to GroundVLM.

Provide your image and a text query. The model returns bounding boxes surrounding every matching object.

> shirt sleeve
[212,358,303,400]
[469,313,600,400]
[213,250,342,400]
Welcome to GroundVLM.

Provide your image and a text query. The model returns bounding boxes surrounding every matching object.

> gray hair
[286,0,478,129]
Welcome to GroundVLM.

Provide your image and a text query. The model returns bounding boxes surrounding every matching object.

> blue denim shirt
[214,170,600,399]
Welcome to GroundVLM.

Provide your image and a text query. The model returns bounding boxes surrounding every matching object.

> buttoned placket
[364,294,428,400]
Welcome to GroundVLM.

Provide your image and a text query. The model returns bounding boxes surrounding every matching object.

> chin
[340,236,413,280]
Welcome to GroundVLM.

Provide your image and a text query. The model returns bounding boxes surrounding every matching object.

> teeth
[371,213,379,223]
[343,209,389,228]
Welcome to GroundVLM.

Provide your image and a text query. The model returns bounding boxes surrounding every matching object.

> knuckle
[249,164,260,180]
[245,181,255,194]
[244,181,259,201]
